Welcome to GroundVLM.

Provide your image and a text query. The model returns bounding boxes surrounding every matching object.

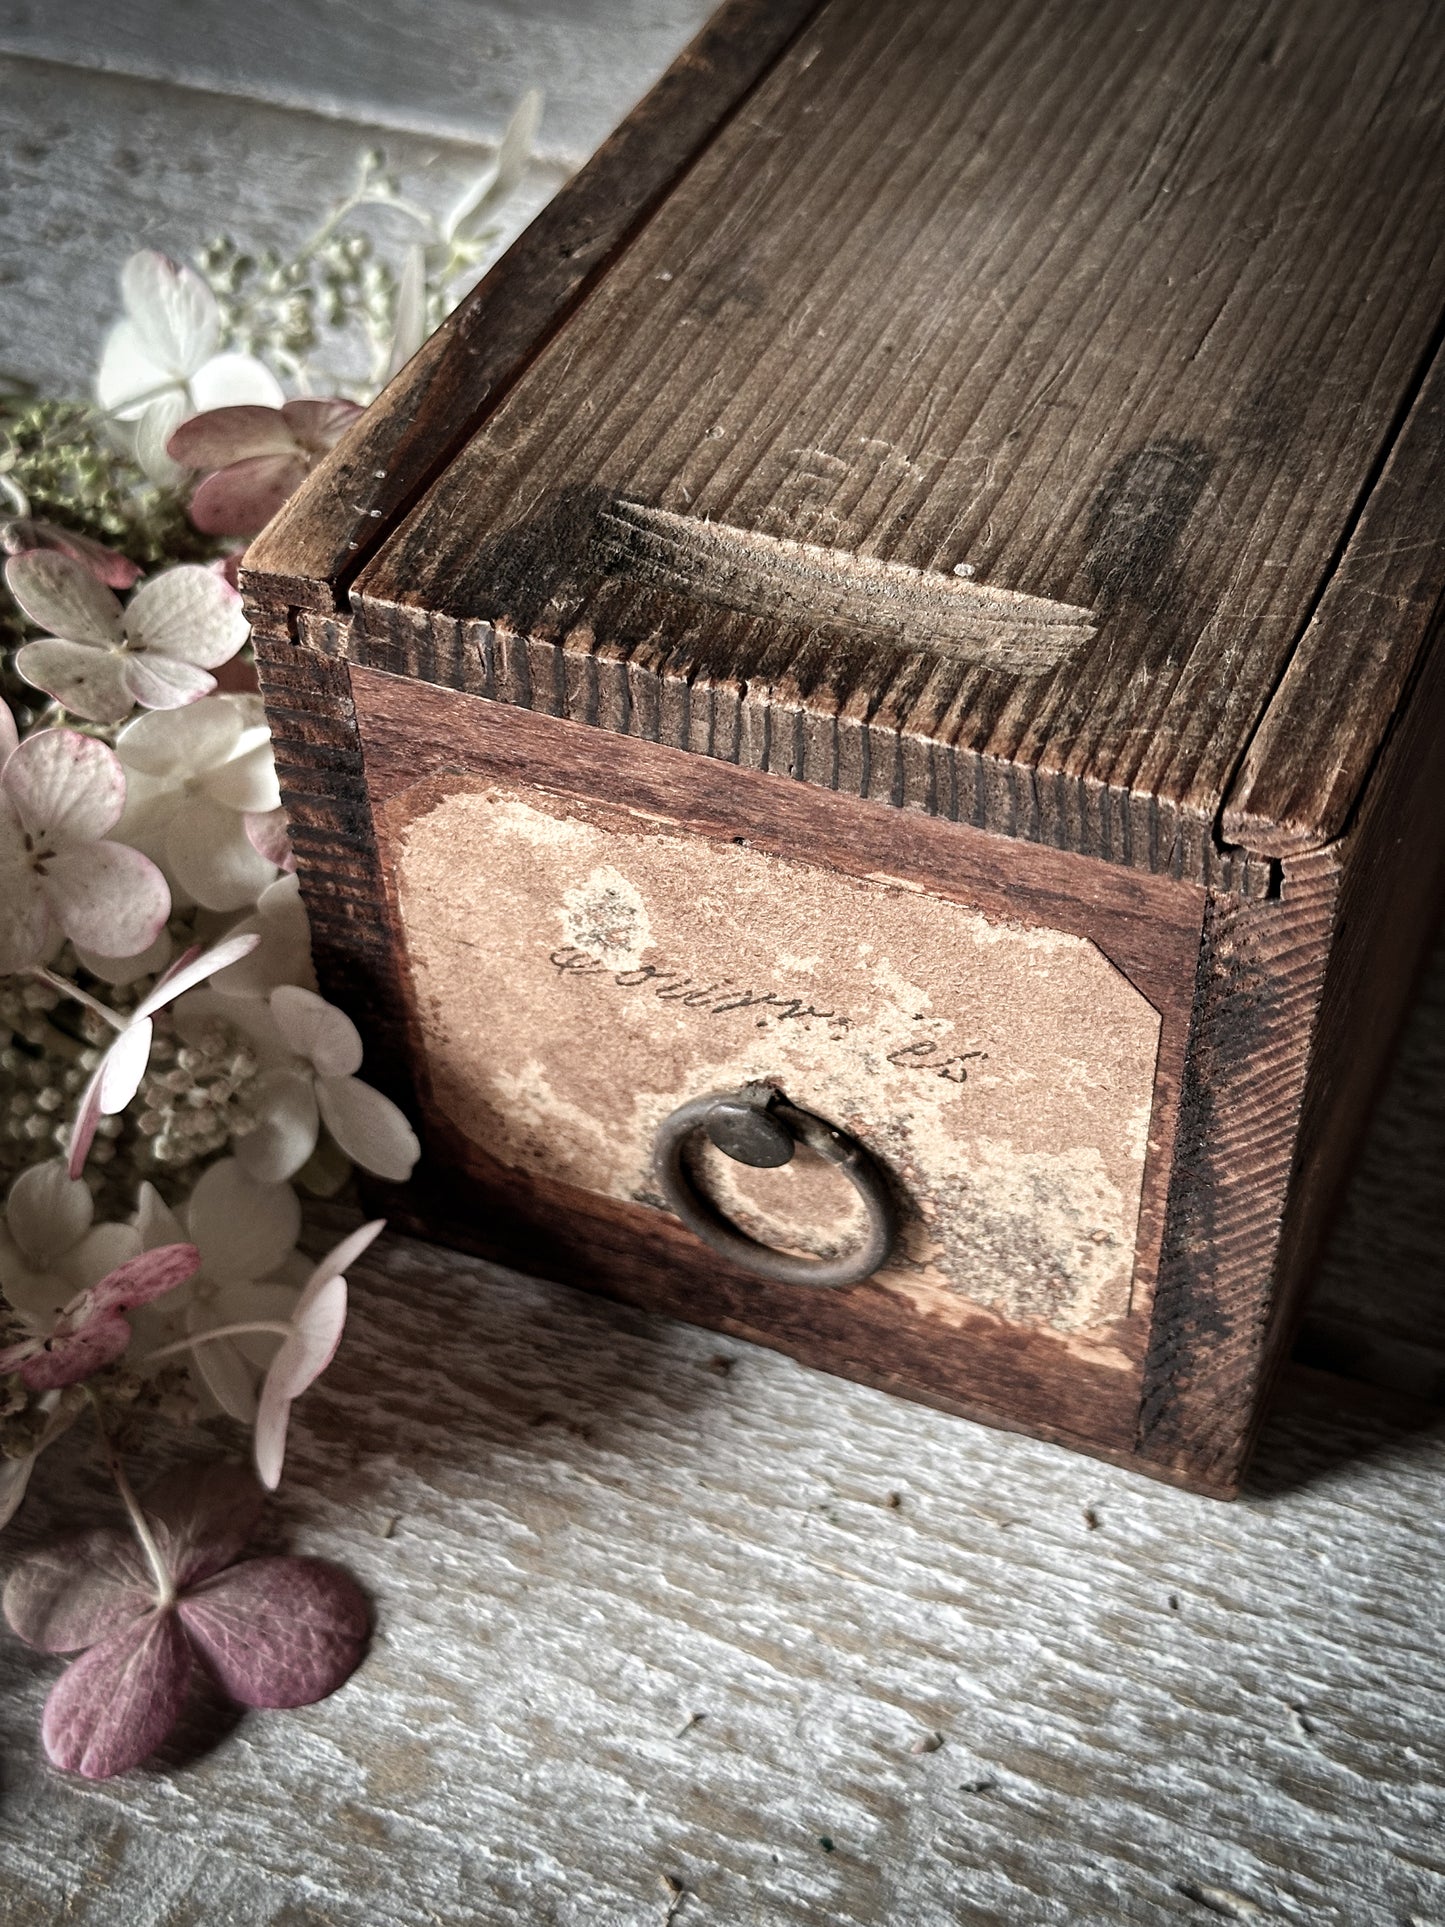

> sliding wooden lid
[250,0,1445,887]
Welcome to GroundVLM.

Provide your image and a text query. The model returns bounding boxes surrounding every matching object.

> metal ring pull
[653,1084,897,1288]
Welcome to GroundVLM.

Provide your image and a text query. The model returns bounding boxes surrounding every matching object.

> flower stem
[86,1389,175,1609]
[139,1321,293,1366]
[29,967,126,1030]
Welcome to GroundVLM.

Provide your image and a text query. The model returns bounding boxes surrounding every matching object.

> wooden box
[243,0,1445,1496]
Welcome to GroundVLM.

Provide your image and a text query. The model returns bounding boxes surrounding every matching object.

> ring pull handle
[653,1084,897,1288]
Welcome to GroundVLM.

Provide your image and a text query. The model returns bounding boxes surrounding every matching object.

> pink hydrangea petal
[253,1266,354,1491]
[21,1311,132,1390]
[141,1462,265,1590]
[43,842,171,959]
[4,551,124,647]
[1,521,142,591]
[179,1555,368,1708]
[302,1219,386,1302]
[189,454,310,537]
[278,398,364,453]
[167,405,297,470]
[67,1065,105,1178]
[244,807,294,870]
[120,653,216,710]
[120,251,219,376]
[84,1241,200,1317]
[3,1528,155,1652]
[42,1608,192,1778]
[123,564,249,669]
[3,727,126,843]
[134,929,261,1020]
[14,639,133,726]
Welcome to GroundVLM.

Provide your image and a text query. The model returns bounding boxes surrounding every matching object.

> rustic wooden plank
[1222,346,1445,855]
[1,1225,1442,1926]
[243,0,824,612]
[0,0,716,162]
[353,0,1445,881]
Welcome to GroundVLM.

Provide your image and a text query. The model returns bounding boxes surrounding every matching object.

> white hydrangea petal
[203,741,280,814]
[189,352,285,412]
[269,985,362,1077]
[5,1160,93,1269]
[117,695,242,779]
[132,394,190,488]
[167,793,277,911]
[185,1157,300,1284]
[43,842,171,960]
[120,652,216,711]
[234,1067,320,1183]
[15,640,133,726]
[4,728,125,844]
[73,926,176,987]
[97,1015,156,1116]
[211,875,316,999]
[0,862,55,974]
[0,703,18,765]
[0,1453,36,1532]
[135,1181,185,1249]
[95,318,175,417]
[123,565,249,670]
[121,252,219,378]
[63,1222,143,1291]
[316,1075,420,1182]
[134,930,262,1020]
[185,1312,264,1422]
[175,985,293,1067]
[4,552,124,646]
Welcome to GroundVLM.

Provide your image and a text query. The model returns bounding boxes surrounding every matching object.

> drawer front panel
[391,777,1161,1349]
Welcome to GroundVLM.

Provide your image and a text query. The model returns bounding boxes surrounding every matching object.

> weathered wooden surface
[1,1225,1443,1927]
[0,56,564,404]
[0,0,716,162]
[353,0,1445,883]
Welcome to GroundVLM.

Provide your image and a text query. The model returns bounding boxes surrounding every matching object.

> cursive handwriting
[549,948,842,1025]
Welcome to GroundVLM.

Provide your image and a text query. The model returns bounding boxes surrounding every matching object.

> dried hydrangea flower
[0,1242,199,1391]
[167,399,363,537]
[0,713,171,974]
[114,696,280,911]
[95,251,283,486]
[6,551,249,725]
[4,1461,368,1778]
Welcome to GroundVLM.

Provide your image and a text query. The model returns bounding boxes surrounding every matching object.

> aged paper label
[390,784,1161,1337]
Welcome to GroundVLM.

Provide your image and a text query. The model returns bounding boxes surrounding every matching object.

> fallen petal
[4,1527,155,1652]
[141,1461,265,1589]
[179,1555,368,1707]
[42,1609,192,1778]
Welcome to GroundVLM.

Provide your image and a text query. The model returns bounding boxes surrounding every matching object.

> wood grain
[352,0,1445,878]
[1223,343,1445,854]
[2,1224,1443,1926]
[242,0,823,612]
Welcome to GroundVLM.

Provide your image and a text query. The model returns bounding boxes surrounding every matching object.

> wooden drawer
[243,0,1445,1491]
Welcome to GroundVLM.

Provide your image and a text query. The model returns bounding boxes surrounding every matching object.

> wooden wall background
[0,4,1441,1920]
